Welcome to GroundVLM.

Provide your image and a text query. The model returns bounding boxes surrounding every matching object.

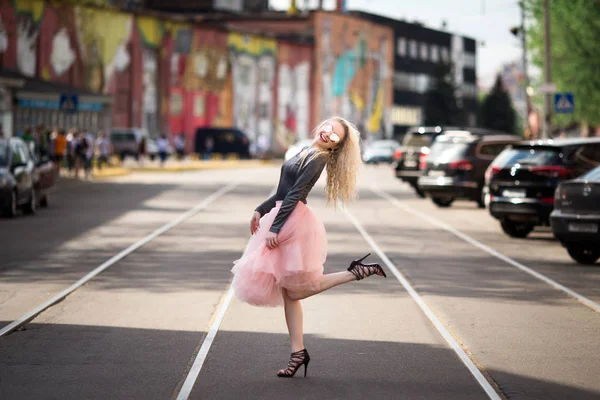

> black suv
[486,137,600,238]
[418,131,520,208]
[551,166,600,264]
[394,126,510,197]
[393,126,448,197]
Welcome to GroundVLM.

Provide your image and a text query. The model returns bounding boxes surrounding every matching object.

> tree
[479,74,517,134]
[423,63,463,126]
[525,0,600,126]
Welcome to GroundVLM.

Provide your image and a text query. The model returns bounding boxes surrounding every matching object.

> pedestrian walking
[231,117,386,378]
[52,128,67,167]
[74,132,89,179]
[157,134,169,166]
[204,136,214,160]
[95,131,112,170]
[174,133,185,160]
[66,129,78,177]
[138,137,147,167]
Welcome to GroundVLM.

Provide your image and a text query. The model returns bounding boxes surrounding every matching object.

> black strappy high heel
[347,253,387,280]
[277,349,310,378]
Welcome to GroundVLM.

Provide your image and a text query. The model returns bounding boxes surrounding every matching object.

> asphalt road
[0,164,598,400]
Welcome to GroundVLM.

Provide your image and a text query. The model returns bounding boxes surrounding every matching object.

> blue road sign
[554,93,574,114]
[59,94,78,114]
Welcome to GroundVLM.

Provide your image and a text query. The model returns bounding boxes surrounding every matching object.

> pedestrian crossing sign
[554,93,574,114]
[59,94,78,114]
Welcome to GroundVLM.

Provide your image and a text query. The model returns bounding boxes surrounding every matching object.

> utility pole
[542,0,552,139]
[520,0,530,135]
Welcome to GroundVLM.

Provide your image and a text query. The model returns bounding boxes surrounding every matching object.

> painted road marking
[176,185,277,399]
[344,208,502,400]
[0,182,240,338]
[372,186,599,313]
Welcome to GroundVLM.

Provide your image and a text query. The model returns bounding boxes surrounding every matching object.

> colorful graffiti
[314,13,393,137]
[276,41,311,150]
[228,33,277,144]
[166,26,232,150]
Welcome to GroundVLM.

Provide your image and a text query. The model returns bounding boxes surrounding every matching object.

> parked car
[110,128,150,160]
[195,127,251,159]
[285,139,313,161]
[486,137,600,238]
[28,143,57,208]
[0,137,55,217]
[550,166,600,264]
[418,131,520,208]
[363,140,400,164]
[393,126,505,197]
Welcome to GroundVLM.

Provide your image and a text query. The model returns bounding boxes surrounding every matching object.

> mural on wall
[228,32,277,143]
[168,26,232,149]
[16,10,42,77]
[314,13,393,138]
[276,42,311,150]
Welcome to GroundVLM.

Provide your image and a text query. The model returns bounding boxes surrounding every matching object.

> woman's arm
[269,155,327,234]
[255,194,277,217]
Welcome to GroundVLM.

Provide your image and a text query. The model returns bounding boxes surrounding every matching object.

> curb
[60,159,277,179]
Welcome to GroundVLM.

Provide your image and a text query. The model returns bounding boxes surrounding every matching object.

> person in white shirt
[95,131,112,170]
[157,134,169,166]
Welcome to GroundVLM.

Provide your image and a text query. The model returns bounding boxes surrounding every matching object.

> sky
[269,0,529,89]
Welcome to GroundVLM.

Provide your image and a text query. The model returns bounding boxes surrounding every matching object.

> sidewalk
[59,157,277,179]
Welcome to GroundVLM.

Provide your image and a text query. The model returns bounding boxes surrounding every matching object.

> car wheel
[566,244,600,265]
[500,220,534,238]
[476,189,486,208]
[431,196,454,207]
[40,193,49,208]
[413,185,426,198]
[4,190,17,218]
[23,190,36,215]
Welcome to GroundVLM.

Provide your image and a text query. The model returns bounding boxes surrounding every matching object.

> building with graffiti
[1,1,405,154]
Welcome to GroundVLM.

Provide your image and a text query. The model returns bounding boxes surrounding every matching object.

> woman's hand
[265,231,279,249]
[250,211,261,234]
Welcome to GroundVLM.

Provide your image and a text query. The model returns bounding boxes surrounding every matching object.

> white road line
[344,209,502,400]
[0,182,240,338]
[176,287,234,400]
[175,185,276,399]
[371,186,600,313]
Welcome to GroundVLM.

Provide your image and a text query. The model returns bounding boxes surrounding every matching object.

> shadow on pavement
[2,324,598,400]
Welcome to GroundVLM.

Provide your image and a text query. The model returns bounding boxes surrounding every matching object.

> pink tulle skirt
[231,201,326,307]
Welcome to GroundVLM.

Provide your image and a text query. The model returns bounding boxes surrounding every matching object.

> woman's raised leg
[286,271,356,301]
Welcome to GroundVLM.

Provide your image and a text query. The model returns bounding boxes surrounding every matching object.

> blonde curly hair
[302,116,362,208]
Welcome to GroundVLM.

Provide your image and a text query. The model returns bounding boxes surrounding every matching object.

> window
[420,43,428,61]
[409,40,418,59]
[397,37,407,57]
[431,45,439,62]
[441,47,449,63]
[393,72,411,90]
[391,106,422,126]
[464,52,476,68]
[478,142,512,159]
[571,143,600,176]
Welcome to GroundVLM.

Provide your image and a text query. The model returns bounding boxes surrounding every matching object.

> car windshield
[581,166,600,181]
[403,132,437,147]
[0,141,7,167]
[428,139,470,163]
[491,147,562,168]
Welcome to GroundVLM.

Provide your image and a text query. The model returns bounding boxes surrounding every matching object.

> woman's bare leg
[286,271,356,301]
[282,289,304,353]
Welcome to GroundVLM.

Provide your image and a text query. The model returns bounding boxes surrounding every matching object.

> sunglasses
[322,123,340,143]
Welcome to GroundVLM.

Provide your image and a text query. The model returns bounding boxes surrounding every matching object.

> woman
[231,116,386,378]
